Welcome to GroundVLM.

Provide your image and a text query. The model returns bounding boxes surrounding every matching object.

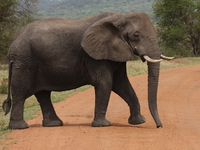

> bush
[0,0,38,59]
[153,0,200,56]
[0,78,8,94]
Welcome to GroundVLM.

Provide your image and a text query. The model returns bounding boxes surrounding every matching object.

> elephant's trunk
[147,61,163,128]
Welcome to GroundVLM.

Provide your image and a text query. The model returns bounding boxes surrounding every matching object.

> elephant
[2,11,173,129]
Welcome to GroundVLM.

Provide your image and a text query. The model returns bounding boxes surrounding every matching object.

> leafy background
[37,0,155,20]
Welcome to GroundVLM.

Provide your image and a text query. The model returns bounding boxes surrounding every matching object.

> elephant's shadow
[29,122,151,129]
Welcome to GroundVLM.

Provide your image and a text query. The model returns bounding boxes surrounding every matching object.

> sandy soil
[1,64,200,150]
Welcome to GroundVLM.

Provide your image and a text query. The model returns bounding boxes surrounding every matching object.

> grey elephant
[2,11,173,129]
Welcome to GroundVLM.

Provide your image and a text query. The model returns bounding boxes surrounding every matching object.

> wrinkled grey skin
[3,11,163,129]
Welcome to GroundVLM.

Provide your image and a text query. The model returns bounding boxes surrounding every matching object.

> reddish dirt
[2,65,200,150]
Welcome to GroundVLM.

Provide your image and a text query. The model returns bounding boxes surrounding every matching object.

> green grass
[0,57,200,146]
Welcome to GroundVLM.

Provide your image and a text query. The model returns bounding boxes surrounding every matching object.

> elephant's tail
[2,62,13,115]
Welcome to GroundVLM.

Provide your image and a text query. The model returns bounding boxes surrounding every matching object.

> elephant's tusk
[143,55,162,63]
[160,54,174,60]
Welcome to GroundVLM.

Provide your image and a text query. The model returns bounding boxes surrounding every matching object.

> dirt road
[2,65,200,150]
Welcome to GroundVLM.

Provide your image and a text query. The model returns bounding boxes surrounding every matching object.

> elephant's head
[81,12,173,128]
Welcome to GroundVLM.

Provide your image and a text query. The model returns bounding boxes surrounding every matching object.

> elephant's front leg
[113,74,146,125]
[35,91,63,127]
[92,80,113,127]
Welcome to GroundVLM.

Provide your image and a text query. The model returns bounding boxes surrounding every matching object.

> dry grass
[127,57,200,76]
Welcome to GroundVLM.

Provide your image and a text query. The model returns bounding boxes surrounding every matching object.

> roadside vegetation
[0,0,38,61]
[153,0,200,57]
[38,0,155,20]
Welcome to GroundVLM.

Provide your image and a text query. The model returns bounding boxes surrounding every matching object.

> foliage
[153,0,200,56]
[38,0,155,20]
[0,0,38,59]
[0,78,8,94]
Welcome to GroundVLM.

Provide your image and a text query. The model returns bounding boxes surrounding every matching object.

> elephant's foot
[91,118,111,127]
[42,119,63,127]
[128,114,146,125]
[9,120,29,129]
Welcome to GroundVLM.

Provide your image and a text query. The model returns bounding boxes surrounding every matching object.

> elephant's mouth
[142,55,174,63]
[132,46,174,63]
[133,46,174,63]
[121,34,174,63]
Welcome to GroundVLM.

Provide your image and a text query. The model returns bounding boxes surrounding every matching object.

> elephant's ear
[81,14,134,62]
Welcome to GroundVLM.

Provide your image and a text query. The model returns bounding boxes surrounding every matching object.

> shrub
[0,78,8,94]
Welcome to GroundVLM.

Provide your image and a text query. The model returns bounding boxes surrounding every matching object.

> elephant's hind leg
[9,96,29,129]
[35,91,63,127]
[9,69,30,129]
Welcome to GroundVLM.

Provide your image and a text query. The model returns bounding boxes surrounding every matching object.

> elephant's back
[8,18,84,62]
[8,11,118,62]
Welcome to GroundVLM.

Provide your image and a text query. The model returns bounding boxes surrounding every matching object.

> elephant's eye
[133,31,139,40]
